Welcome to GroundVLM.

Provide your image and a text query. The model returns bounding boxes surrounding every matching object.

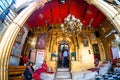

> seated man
[24,62,34,80]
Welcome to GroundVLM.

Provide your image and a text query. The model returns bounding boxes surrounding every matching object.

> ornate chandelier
[61,14,83,36]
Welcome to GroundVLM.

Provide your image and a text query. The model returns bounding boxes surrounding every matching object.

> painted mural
[36,33,48,49]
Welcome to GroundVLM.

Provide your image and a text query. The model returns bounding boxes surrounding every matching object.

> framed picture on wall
[82,33,89,47]
[90,33,96,40]
[83,39,89,47]
[36,33,48,49]
[35,49,45,67]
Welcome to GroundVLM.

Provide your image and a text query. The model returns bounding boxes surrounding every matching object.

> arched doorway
[58,41,70,68]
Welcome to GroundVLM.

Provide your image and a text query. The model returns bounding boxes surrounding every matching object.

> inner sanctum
[0,0,120,80]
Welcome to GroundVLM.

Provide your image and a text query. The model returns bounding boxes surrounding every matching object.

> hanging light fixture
[61,14,83,36]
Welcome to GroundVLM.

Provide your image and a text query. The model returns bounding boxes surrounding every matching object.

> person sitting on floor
[24,62,34,80]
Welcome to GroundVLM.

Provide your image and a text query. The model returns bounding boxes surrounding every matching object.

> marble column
[0,0,47,80]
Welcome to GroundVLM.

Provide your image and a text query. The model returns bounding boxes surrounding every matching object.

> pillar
[0,0,47,80]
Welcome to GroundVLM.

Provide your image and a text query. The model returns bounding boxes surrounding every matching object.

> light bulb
[61,23,64,27]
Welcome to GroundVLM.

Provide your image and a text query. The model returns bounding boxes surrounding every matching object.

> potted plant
[51,53,57,61]
[71,52,76,60]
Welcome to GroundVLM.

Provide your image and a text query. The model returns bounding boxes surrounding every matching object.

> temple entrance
[58,42,69,68]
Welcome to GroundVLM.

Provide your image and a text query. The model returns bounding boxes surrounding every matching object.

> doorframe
[57,42,70,68]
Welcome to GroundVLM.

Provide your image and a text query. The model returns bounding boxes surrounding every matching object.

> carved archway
[0,0,120,80]
[51,33,75,60]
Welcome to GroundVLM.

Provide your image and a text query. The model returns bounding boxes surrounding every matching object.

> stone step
[57,68,69,72]
[54,78,72,80]
[56,71,70,75]
[55,68,72,80]
[55,74,71,79]
[56,73,71,77]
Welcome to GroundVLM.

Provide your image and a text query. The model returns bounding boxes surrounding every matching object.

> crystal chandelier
[61,14,83,36]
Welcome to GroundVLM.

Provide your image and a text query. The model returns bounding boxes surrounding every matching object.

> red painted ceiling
[26,0,105,28]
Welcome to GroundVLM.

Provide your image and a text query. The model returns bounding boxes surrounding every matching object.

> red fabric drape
[110,46,114,62]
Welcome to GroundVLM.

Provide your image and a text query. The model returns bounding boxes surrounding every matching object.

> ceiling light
[60,14,83,36]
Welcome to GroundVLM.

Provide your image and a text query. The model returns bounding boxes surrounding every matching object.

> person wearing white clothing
[63,49,69,67]
[63,50,68,57]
